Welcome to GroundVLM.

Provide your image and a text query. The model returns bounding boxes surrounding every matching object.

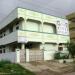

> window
[16,26,19,30]
[16,21,19,25]
[0,50,2,53]
[3,49,5,53]
[9,27,13,33]
[4,33,6,36]
[0,35,2,38]
[0,32,3,38]
[43,22,56,33]
[58,47,63,51]
[58,43,63,51]
[26,19,41,31]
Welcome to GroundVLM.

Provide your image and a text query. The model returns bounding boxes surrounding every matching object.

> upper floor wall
[18,8,69,36]
[0,8,69,36]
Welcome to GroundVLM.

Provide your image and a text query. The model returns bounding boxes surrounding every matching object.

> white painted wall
[0,52,16,63]
[44,44,57,60]
[0,49,20,63]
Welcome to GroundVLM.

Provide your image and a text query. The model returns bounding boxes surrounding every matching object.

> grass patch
[0,60,35,75]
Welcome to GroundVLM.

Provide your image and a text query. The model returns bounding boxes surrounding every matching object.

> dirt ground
[63,72,75,75]
[36,71,75,75]
[20,61,75,75]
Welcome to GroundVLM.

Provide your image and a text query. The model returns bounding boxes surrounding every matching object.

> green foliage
[54,52,60,59]
[54,52,69,59]
[0,61,35,75]
[0,60,11,67]
[67,42,75,58]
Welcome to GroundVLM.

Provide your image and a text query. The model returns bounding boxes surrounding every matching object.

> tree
[67,42,75,59]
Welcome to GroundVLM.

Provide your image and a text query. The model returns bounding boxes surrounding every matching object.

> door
[29,49,43,62]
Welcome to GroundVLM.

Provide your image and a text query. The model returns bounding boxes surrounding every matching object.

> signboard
[56,19,69,35]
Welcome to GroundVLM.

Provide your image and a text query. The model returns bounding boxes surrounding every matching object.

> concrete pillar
[16,48,20,63]
[57,43,59,51]
[21,43,25,50]
[40,42,45,61]
[26,49,29,62]
[41,22,43,32]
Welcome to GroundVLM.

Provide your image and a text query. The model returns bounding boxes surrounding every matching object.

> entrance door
[26,42,43,62]
[29,49,43,62]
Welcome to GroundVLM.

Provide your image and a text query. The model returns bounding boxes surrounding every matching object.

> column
[16,48,20,63]
[41,42,45,61]
[20,43,25,62]
[21,43,25,50]
[26,49,29,62]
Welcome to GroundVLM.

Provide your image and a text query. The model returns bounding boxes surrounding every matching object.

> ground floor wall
[43,43,58,60]
[25,43,67,62]
[0,42,68,63]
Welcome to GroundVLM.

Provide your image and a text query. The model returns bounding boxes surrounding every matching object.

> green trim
[18,29,69,36]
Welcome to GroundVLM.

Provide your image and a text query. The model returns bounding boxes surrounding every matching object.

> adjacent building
[0,8,69,62]
[66,13,75,42]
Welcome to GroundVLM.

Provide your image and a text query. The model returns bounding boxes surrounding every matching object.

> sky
[0,0,75,21]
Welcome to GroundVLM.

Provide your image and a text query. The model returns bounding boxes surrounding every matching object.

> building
[0,8,69,63]
[66,13,75,42]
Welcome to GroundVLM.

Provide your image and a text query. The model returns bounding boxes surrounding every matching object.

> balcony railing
[18,30,70,43]
[0,31,18,45]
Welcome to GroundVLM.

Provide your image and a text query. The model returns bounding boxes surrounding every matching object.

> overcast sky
[0,0,75,21]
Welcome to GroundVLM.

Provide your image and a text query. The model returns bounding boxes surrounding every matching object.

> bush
[0,62,35,75]
[60,53,69,59]
[0,60,11,67]
[67,42,75,59]
[54,52,60,59]
[54,52,69,59]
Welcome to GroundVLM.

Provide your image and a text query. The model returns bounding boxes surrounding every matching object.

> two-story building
[0,8,69,62]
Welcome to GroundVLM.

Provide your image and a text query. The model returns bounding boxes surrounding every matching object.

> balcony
[18,30,57,43]
[17,30,69,43]
[0,31,18,45]
[0,30,69,45]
